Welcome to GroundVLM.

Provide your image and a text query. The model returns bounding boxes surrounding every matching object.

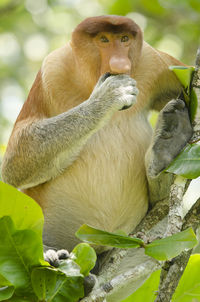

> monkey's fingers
[44,249,70,267]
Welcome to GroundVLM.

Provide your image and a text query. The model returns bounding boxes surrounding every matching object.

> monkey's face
[93,32,133,76]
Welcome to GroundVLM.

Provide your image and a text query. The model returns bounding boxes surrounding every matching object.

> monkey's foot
[44,249,96,297]
[44,249,70,267]
[147,99,193,177]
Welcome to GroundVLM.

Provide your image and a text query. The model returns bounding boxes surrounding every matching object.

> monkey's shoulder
[41,45,74,85]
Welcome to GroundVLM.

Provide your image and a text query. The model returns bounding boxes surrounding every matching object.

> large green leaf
[76,224,144,248]
[145,228,197,260]
[72,243,97,276]
[36,260,85,302]
[0,216,43,290]
[31,267,66,301]
[166,144,200,179]
[116,255,200,301]
[0,182,43,236]
[172,254,200,301]
[122,270,160,302]
[52,276,84,302]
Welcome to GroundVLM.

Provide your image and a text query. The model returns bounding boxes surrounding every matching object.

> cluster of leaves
[0,181,96,302]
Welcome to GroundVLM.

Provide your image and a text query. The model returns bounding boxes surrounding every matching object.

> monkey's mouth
[103,72,132,111]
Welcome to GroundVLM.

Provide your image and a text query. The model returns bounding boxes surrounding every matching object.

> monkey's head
[71,15,143,84]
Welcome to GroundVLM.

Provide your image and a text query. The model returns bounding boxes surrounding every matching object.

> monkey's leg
[146,99,193,206]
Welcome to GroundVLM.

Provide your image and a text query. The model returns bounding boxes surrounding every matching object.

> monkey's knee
[147,99,193,177]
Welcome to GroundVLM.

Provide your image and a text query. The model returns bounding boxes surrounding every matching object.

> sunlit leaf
[145,228,197,260]
[0,182,44,236]
[72,243,97,276]
[169,66,195,90]
[122,270,160,302]
[172,254,200,301]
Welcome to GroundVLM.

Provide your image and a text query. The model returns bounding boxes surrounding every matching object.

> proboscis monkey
[1,16,192,263]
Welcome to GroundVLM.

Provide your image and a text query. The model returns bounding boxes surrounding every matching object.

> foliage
[123,254,200,302]
[169,65,197,120]
[0,181,96,302]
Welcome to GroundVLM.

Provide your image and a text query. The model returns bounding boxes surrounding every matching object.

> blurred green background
[0,0,200,164]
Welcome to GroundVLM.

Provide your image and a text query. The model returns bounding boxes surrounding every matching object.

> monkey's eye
[100,36,109,43]
[121,35,129,42]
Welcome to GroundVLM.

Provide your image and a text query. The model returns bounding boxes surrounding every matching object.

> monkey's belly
[26,117,151,252]
[41,164,148,252]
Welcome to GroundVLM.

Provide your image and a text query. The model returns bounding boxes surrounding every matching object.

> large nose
[109,56,131,74]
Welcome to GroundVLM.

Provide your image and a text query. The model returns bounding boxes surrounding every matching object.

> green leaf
[189,88,198,121]
[172,254,200,301]
[0,182,44,236]
[0,286,15,301]
[122,270,160,302]
[145,228,197,260]
[169,66,195,90]
[31,267,66,301]
[53,259,84,301]
[76,224,144,248]
[0,216,43,289]
[166,144,200,179]
[52,276,84,302]
[72,243,97,276]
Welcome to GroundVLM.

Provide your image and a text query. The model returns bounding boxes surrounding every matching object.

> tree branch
[154,47,200,302]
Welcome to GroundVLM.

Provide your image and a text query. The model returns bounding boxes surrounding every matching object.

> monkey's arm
[1,74,138,189]
[145,99,193,206]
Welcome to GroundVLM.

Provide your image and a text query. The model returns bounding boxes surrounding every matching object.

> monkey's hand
[89,73,139,111]
[146,99,193,178]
